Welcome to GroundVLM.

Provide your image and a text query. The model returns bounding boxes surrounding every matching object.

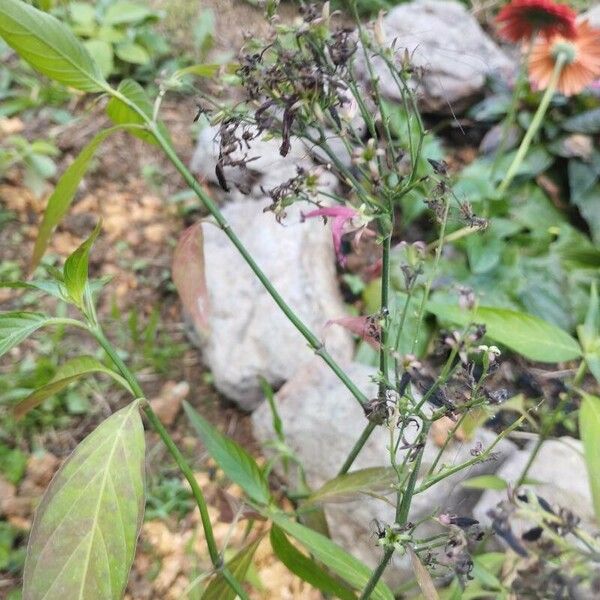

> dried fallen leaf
[149,380,190,426]
[172,222,210,337]
[430,416,465,447]
[408,547,440,600]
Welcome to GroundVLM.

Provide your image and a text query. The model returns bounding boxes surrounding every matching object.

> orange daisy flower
[496,0,577,43]
[529,20,600,96]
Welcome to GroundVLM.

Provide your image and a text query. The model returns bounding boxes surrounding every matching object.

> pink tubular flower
[302,205,372,266]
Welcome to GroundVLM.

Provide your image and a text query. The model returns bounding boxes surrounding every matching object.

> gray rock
[358,0,513,112]
[252,359,517,584]
[197,202,353,410]
[473,437,595,529]
[191,124,337,195]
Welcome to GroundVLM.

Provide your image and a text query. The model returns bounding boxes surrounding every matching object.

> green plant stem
[47,317,90,331]
[490,38,534,181]
[425,224,480,252]
[517,360,587,485]
[497,55,565,196]
[412,195,450,354]
[90,326,249,599]
[417,416,524,494]
[140,118,368,409]
[393,291,413,385]
[426,411,469,477]
[379,228,392,394]
[359,547,394,600]
[337,421,377,476]
[358,425,429,600]
[396,423,429,523]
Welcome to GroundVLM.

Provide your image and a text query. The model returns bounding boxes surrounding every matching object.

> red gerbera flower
[496,0,577,43]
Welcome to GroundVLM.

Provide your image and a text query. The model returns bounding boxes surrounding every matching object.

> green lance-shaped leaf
[579,393,600,523]
[0,280,66,301]
[23,401,146,600]
[268,512,394,600]
[0,311,59,358]
[63,221,102,307]
[270,525,357,600]
[578,283,600,385]
[427,302,581,363]
[31,126,132,272]
[107,79,159,145]
[201,534,263,600]
[183,401,271,505]
[304,467,397,506]
[0,0,107,92]
[14,356,133,419]
[562,108,600,134]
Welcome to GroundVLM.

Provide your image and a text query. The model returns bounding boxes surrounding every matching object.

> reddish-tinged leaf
[408,547,439,600]
[326,315,381,349]
[23,402,145,600]
[172,223,210,337]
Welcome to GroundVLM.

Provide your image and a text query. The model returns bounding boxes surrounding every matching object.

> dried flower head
[496,0,577,43]
[528,20,600,96]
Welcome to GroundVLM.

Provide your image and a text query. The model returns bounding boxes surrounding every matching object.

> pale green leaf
[0,312,56,358]
[69,2,96,25]
[83,39,114,79]
[427,302,581,362]
[270,525,357,600]
[0,280,66,301]
[104,1,155,25]
[305,467,397,505]
[23,402,145,599]
[63,221,102,307]
[471,555,504,592]
[115,41,149,65]
[579,393,600,523]
[201,535,263,600]
[97,24,125,43]
[0,0,107,92]
[183,401,271,505]
[14,356,133,419]
[269,513,394,600]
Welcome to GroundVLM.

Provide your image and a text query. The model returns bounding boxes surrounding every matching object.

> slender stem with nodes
[497,54,565,195]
